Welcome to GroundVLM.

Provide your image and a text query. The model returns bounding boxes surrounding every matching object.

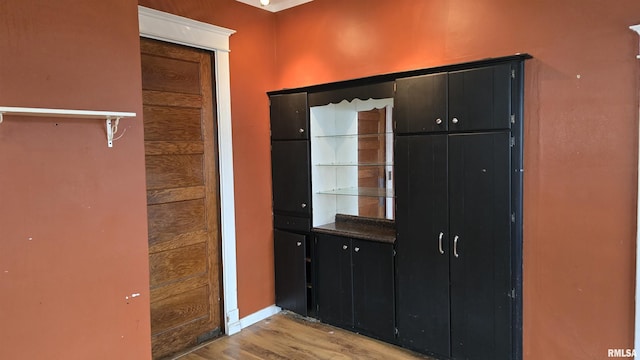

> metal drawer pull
[354,247,360,252]
[296,242,302,247]
[438,232,445,254]
[342,245,348,250]
[299,128,305,133]
[435,118,442,125]
[453,235,460,258]
[301,203,307,208]
[452,117,459,124]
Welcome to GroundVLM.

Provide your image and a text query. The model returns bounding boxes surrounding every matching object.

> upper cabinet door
[270,92,309,140]
[395,73,447,134]
[272,140,311,216]
[448,64,512,132]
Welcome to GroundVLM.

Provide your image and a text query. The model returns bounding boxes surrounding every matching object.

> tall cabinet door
[448,132,512,360]
[274,230,308,316]
[395,134,450,357]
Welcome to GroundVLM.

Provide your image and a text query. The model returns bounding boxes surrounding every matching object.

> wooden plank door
[141,38,222,360]
[357,108,386,218]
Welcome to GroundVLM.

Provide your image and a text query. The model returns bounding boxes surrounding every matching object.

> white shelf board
[0,106,137,148]
[0,107,136,119]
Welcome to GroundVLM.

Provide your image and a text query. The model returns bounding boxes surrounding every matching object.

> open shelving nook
[310,97,394,227]
[0,106,136,148]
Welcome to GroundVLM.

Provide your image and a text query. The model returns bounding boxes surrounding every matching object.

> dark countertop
[313,214,396,244]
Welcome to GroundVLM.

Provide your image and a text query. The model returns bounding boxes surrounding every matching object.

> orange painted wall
[2,0,638,358]
[137,0,278,318]
[0,1,151,359]
[273,0,640,359]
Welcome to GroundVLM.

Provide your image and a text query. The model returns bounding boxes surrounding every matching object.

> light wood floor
[177,312,433,360]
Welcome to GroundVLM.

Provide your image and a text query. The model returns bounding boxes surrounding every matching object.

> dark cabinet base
[316,233,395,343]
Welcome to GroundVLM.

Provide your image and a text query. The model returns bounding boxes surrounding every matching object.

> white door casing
[138,6,241,336]
[632,23,640,359]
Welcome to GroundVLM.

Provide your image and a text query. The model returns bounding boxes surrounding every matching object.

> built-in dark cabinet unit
[395,63,513,134]
[270,92,315,317]
[395,60,523,360]
[269,55,528,360]
[316,234,395,342]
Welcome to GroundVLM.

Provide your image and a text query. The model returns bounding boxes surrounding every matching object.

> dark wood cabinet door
[274,230,308,316]
[448,132,512,360]
[270,92,309,140]
[448,64,512,132]
[395,73,448,134]
[316,234,353,329]
[352,239,395,342]
[395,134,451,357]
[271,140,311,216]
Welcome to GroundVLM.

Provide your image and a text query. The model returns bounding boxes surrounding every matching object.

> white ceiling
[234,0,313,13]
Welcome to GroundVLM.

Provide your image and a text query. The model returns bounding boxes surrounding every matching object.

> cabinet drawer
[274,214,311,232]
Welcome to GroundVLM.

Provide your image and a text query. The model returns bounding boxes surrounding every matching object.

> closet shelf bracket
[0,106,137,148]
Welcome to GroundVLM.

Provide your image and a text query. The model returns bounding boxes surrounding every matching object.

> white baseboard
[239,305,282,329]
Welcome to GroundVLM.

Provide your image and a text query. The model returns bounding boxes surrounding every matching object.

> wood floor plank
[177,313,432,360]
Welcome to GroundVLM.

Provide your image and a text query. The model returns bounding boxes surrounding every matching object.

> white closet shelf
[0,106,137,148]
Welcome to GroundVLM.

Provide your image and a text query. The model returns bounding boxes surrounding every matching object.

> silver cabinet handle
[435,118,442,125]
[342,245,348,250]
[354,247,360,252]
[453,235,460,258]
[296,242,302,247]
[301,203,307,208]
[299,128,305,133]
[438,232,445,254]
[452,117,459,124]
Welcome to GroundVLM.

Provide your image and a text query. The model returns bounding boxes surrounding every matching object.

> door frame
[632,23,640,357]
[138,6,241,336]
[631,23,640,355]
